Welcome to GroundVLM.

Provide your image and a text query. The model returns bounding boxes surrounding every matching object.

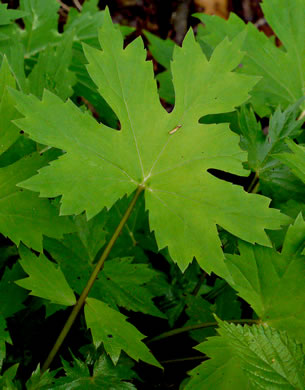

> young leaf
[239,102,305,201]
[84,297,161,368]
[25,365,56,390]
[20,0,61,56]
[28,31,76,101]
[16,245,76,306]
[11,10,289,277]
[275,139,305,184]
[225,213,305,343]
[52,354,136,389]
[0,150,74,251]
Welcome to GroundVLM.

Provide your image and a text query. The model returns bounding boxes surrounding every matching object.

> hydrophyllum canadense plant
[0,0,305,388]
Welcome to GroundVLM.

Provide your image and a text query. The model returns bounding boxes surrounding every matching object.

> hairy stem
[147,318,259,344]
[41,185,144,373]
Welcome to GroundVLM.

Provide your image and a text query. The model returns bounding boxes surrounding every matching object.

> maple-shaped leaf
[195,0,305,115]
[186,320,305,390]
[16,245,76,306]
[225,213,305,344]
[275,139,305,184]
[12,9,289,276]
[84,297,161,367]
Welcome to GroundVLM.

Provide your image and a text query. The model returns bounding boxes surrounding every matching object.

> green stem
[160,356,207,364]
[41,185,144,373]
[247,172,259,193]
[147,318,259,344]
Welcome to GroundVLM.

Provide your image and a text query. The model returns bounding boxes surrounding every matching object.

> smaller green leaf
[275,139,305,184]
[52,353,136,389]
[25,365,56,390]
[16,245,76,306]
[0,4,27,25]
[225,213,305,343]
[85,297,161,368]
[28,31,76,101]
[20,0,61,56]
[144,31,175,69]
[238,101,305,202]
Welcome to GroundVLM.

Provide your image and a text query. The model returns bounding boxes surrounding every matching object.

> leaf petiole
[41,185,145,373]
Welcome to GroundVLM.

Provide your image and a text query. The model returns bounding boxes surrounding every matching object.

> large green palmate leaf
[275,139,305,184]
[12,9,289,277]
[195,0,305,115]
[225,213,305,344]
[16,245,76,306]
[186,320,305,390]
[84,297,161,368]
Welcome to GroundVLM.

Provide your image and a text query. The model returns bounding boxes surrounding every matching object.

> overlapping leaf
[16,245,76,306]
[43,207,163,317]
[11,10,289,277]
[239,101,305,201]
[85,297,161,367]
[0,59,74,250]
[195,0,305,115]
[275,139,305,184]
[186,320,305,390]
[52,354,136,389]
[225,213,305,343]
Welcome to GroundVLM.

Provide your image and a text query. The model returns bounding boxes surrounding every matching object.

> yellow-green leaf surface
[12,10,289,276]
[85,297,161,368]
[16,245,76,306]
[225,214,305,343]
